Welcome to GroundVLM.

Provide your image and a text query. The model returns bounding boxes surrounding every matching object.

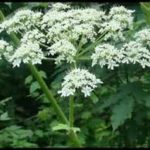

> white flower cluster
[91,43,124,70]
[0,40,13,60]
[48,39,77,64]
[134,28,150,48]
[21,29,46,44]
[99,6,134,41]
[109,6,134,29]
[121,41,150,68]
[42,7,105,43]
[9,41,44,67]
[0,9,42,33]
[58,68,103,97]
[51,2,70,11]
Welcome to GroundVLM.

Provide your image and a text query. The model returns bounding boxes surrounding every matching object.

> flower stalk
[0,10,81,147]
[69,96,74,127]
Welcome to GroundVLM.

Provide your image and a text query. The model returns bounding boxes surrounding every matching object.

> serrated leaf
[30,81,40,93]
[111,96,134,131]
[100,82,142,111]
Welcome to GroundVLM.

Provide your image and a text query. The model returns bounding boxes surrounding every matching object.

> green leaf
[140,2,150,25]
[29,81,40,93]
[52,123,80,133]
[4,2,12,8]
[52,123,69,131]
[81,111,92,119]
[26,2,49,9]
[25,75,33,85]
[90,92,99,104]
[111,96,134,131]
[37,108,50,121]
[38,70,47,79]
[0,97,12,105]
[34,130,44,138]
[0,112,11,121]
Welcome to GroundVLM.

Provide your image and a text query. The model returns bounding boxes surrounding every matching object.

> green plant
[0,2,150,148]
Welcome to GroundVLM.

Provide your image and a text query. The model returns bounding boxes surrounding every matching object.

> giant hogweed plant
[0,2,150,147]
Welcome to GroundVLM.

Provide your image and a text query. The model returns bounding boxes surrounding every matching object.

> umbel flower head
[0,9,42,34]
[134,28,150,48]
[42,5,106,44]
[50,2,71,11]
[0,3,137,67]
[9,41,45,67]
[0,40,13,60]
[48,39,77,64]
[21,29,46,44]
[121,41,150,68]
[91,43,124,70]
[58,68,103,97]
[99,6,134,42]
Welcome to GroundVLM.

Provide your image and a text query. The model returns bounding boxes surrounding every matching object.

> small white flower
[99,6,134,41]
[0,40,13,60]
[91,43,124,70]
[134,28,150,48]
[122,41,150,68]
[43,6,105,45]
[1,9,42,33]
[51,2,71,11]
[58,68,103,97]
[9,41,45,67]
[21,29,46,44]
[48,39,77,64]
[109,6,134,29]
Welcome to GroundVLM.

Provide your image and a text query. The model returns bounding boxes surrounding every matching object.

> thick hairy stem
[0,9,81,147]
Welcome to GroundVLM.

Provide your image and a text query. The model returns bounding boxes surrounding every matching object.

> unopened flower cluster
[58,68,103,97]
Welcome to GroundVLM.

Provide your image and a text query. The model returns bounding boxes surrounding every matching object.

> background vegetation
[0,2,150,148]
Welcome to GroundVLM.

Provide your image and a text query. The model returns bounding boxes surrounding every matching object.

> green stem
[28,64,81,147]
[0,9,81,147]
[28,63,68,124]
[77,31,107,57]
[0,10,5,21]
[69,96,74,127]
[68,96,81,147]
[124,64,129,83]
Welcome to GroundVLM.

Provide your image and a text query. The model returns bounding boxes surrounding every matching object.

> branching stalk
[0,10,81,147]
